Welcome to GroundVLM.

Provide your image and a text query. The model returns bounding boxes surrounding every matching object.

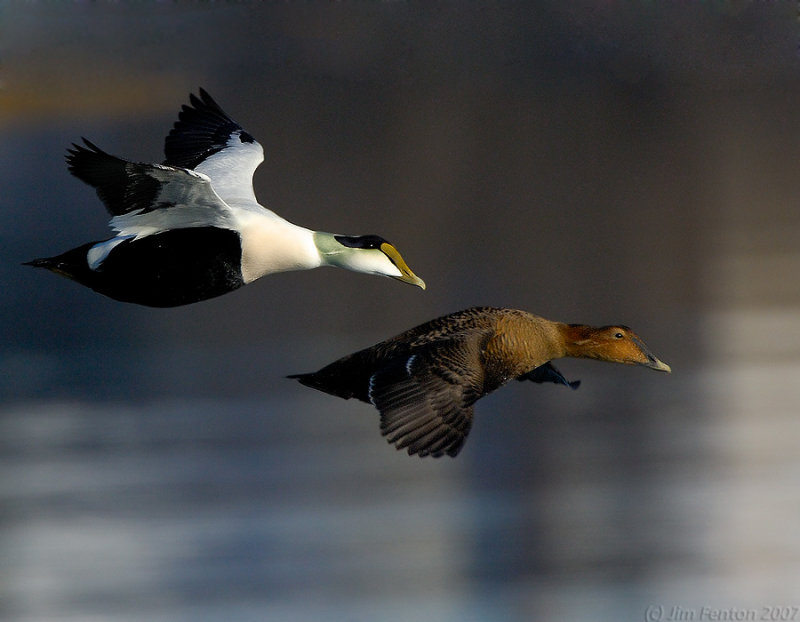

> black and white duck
[26,89,425,307]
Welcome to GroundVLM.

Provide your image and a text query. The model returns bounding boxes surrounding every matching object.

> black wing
[163,88,256,170]
[66,139,223,219]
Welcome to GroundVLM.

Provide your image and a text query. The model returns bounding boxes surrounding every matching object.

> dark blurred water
[2,4,799,621]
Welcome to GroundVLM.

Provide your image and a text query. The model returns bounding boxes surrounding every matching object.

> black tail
[286,372,316,387]
[287,369,366,402]
[23,243,97,283]
[23,257,56,268]
[23,255,79,280]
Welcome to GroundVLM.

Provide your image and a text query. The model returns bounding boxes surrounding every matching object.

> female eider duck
[25,89,425,307]
[289,307,671,458]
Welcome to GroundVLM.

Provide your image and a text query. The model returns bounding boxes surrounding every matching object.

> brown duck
[289,307,671,458]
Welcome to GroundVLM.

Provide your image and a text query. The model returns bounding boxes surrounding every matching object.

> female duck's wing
[367,337,486,458]
[67,140,234,236]
[163,89,264,209]
[517,362,581,390]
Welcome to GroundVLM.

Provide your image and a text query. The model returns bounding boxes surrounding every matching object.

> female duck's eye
[614,332,624,339]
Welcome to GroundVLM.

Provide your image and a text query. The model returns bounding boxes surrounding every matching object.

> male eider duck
[289,307,671,458]
[25,89,425,307]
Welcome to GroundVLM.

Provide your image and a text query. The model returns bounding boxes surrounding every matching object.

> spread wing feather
[368,341,484,458]
[67,140,234,237]
[163,88,264,209]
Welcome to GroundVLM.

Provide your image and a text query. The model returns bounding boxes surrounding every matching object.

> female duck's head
[563,324,671,372]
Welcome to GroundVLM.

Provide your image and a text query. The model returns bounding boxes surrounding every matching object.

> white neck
[237,211,322,283]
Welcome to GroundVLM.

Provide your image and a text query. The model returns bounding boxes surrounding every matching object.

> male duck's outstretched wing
[67,139,234,237]
[163,88,263,208]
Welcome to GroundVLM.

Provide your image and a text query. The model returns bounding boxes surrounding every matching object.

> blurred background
[1,3,799,620]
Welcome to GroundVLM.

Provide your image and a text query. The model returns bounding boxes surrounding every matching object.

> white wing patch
[193,132,266,211]
[87,235,133,270]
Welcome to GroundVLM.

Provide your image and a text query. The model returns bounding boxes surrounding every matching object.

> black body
[26,227,244,307]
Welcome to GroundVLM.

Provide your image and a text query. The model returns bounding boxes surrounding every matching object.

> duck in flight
[289,307,671,458]
[26,89,425,307]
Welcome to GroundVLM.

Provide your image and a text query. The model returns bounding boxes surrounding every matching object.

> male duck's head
[315,233,426,289]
